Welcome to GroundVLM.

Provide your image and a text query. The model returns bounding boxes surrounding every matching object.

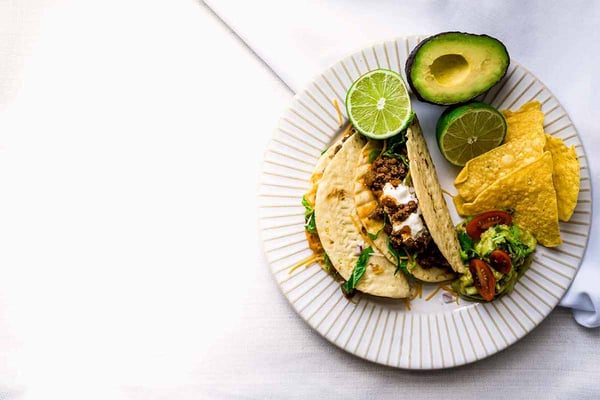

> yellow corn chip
[459,152,561,247]
[453,194,467,216]
[544,134,580,221]
[501,100,543,120]
[454,102,546,200]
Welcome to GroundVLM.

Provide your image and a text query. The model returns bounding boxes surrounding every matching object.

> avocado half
[405,32,510,105]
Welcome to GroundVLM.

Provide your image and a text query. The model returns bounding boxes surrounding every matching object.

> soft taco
[353,117,466,283]
[305,117,464,299]
[312,129,412,299]
[303,128,351,259]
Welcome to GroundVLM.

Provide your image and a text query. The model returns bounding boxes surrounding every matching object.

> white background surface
[0,1,598,399]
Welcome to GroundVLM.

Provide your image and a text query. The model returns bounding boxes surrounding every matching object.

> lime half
[345,69,412,140]
[436,101,506,166]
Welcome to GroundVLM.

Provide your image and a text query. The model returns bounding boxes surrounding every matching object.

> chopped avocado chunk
[405,32,510,105]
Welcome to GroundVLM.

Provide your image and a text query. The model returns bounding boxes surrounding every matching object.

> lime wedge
[436,102,506,166]
[345,69,412,140]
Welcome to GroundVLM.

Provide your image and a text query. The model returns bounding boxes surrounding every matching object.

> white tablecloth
[0,1,598,399]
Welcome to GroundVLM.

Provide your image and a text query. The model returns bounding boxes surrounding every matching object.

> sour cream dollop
[380,182,424,238]
[381,182,416,204]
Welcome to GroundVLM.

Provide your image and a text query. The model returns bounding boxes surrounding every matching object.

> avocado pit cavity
[430,54,470,86]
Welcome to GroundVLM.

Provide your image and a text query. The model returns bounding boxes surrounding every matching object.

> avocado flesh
[406,32,510,105]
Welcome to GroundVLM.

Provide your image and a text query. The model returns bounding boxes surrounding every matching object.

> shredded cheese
[409,281,422,301]
[333,99,343,127]
[403,298,412,311]
[288,253,323,275]
[425,284,444,301]
[441,188,454,198]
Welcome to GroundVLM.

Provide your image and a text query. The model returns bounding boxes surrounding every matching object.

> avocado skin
[405,32,510,106]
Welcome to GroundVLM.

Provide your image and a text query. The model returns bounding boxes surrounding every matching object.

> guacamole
[453,222,537,301]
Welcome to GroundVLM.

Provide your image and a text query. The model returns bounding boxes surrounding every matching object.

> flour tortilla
[314,132,412,298]
[353,139,456,282]
[304,127,351,254]
[304,126,352,210]
[405,118,466,274]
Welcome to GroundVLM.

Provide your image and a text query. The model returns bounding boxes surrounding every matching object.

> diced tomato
[465,211,512,240]
[469,259,496,301]
[489,249,512,274]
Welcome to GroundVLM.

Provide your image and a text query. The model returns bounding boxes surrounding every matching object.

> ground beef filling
[364,156,407,197]
[365,154,451,271]
[384,222,431,254]
[416,242,453,270]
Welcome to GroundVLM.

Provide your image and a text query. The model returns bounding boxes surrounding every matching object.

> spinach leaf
[323,252,332,273]
[342,246,374,296]
[387,236,409,276]
[382,132,407,159]
[368,214,387,240]
[368,147,382,163]
[407,255,417,272]
[368,227,383,240]
[381,130,410,168]
[302,195,317,235]
[301,195,312,211]
[380,113,414,160]
[323,252,344,282]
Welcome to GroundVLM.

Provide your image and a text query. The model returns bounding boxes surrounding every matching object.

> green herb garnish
[382,131,407,159]
[407,255,417,272]
[386,236,409,276]
[381,127,411,168]
[323,252,332,273]
[367,214,387,240]
[342,246,374,296]
[458,230,478,261]
[368,147,382,163]
[302,195,317,235]
[368,228,383,240]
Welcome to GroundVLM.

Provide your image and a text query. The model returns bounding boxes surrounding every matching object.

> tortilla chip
[454,138,546,200]
[454,118,546,201]
[501,101,545,142]
[544,134,580,221]
[453,194,467,216]
[460,152,562,247]
[501,100,541,116]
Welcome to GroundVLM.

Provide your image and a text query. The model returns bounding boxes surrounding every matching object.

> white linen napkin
[205,0,600,328]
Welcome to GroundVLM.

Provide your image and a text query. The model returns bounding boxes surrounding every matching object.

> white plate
[258,36,592,369]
